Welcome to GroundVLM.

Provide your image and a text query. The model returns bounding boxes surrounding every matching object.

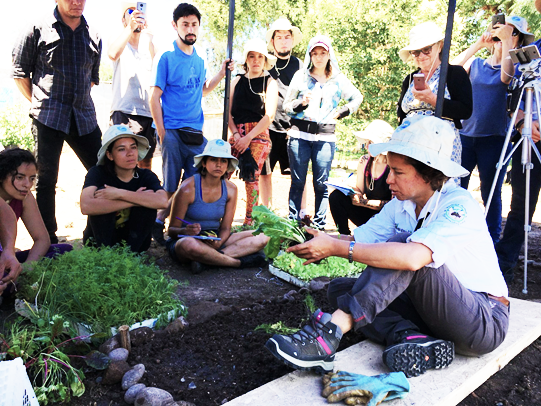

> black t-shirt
[268,56,303,133]
[83,166,163,193]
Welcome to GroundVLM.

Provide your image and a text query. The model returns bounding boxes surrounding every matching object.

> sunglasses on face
[127,8,135,14]
[512,28,521,37]
[409,45,433,58]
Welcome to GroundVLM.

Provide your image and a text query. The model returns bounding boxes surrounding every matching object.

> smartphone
[492,13,505,41]
[413,73,426,91]
[136,2,147,16]
[524,44,541,61]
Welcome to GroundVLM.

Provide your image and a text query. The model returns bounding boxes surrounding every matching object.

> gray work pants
[328,233,509,356]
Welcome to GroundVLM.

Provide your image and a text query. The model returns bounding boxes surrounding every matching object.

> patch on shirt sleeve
[444,204,467,223]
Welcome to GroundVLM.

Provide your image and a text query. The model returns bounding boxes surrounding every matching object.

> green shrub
[0,104,33,151]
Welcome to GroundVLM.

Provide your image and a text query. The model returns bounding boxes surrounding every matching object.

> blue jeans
[162,129,207,193]
[495,140,541,282]
[287,138,335,229]
[460,135,510,243]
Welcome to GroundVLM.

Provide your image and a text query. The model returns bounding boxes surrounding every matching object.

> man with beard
[149,3,232,244]
[260,18,304,209]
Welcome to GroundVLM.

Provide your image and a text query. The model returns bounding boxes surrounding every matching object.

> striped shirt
[11,7,101,135]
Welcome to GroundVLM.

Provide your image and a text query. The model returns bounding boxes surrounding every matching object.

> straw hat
[193,139,239,173]
[97,125,150,165]
[266,18,303,51]
[242,39,277,71]
[399,22,445,63]
[369,116,469,178]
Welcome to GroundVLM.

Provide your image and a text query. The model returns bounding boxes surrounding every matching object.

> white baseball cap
[369,116,469,178]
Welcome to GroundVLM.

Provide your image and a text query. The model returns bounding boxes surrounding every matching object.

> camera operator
[495,12,541,283]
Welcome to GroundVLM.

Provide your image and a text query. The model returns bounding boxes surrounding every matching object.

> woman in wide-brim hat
[167,139,269,273]
[80,125,168,252]
[228,38,279,226]
[397,21,473,173]
[451,15,532,244]
[329,120,393,235]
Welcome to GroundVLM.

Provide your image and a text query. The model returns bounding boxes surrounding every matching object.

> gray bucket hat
[193,139,239,173]
[369,116,469,178]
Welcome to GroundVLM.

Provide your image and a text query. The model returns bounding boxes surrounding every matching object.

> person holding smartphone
[452,15,533,244]
[108,2,156,171]
[397,22,472,170]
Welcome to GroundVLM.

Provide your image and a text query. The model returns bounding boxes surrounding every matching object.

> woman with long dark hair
[80,125,168,252]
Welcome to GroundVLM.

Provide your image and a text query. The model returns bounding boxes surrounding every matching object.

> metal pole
[222,0,235,141]
[435,0,456,118]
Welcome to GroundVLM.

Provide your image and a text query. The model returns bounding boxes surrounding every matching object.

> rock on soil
[135,387,174,405]
[122,364,146,390]
[102,360,131,385]
[125,383,146,404]
[109,347,130,362]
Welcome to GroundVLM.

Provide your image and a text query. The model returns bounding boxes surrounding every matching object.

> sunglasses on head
[409,45,434,58]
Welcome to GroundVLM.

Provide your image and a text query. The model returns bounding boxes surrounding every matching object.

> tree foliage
[197,0,541,152]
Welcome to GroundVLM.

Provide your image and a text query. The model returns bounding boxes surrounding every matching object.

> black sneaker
[265,309,342,373]
[152,221,166,246]
[382,331,454,377]
[238,251,268,268]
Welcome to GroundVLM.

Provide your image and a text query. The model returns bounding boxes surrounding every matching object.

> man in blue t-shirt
[149,3,232,243]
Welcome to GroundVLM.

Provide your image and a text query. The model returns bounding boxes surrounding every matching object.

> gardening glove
[321,371,410,405]
[238,148,257,183]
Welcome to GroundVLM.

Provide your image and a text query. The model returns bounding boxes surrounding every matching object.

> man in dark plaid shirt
[12,0,102,244]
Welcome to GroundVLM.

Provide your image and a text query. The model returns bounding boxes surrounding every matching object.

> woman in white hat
[228,38,279,226]
[80,125,168,252]
[283,35,363,230]
[451,15,533,244]
[398,22,472,167]
[167,139,269,273]
[329,120,393,235]
[267,116,508,379]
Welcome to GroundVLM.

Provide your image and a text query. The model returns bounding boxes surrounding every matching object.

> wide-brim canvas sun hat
[194,139,239,173]
[488,16,534,46]
[98,125,150,165]
[354,120,394,146]
[369,116,469,178]
[242,39,277,71]
[266,17,303,51]
[399,22,445,63]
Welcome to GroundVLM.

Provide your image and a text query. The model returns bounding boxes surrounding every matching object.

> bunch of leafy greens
[1,308,110,405]
[273,251,366,282]
[18,245,186,333]
[252,206,306,258]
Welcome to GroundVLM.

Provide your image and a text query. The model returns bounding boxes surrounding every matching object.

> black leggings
[83,206,156,253]
[329,190,380,235]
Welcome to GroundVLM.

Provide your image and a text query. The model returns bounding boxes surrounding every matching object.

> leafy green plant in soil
[17,245,186,333]
[272,251,366,282]
[0,310,110,405]
[252,206,306,259]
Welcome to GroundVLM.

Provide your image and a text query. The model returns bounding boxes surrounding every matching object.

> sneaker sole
[265,338,334,374]
[383,340,454,377]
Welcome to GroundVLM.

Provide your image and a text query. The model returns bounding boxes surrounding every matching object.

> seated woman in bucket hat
[80,125,168,252]
[329,120,393,235]
[228,38,278,226]
[167,139,269,273]
[265,116,509,378]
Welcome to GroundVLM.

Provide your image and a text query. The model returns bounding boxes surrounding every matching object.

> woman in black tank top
[228,39,278,225]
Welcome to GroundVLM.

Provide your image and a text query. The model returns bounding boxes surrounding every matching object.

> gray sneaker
[265,309,342,373]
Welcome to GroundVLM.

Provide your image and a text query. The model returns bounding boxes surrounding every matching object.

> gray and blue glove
[322,370,410,405]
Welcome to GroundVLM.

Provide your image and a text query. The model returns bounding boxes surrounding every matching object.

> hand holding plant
[286,228,340,265]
